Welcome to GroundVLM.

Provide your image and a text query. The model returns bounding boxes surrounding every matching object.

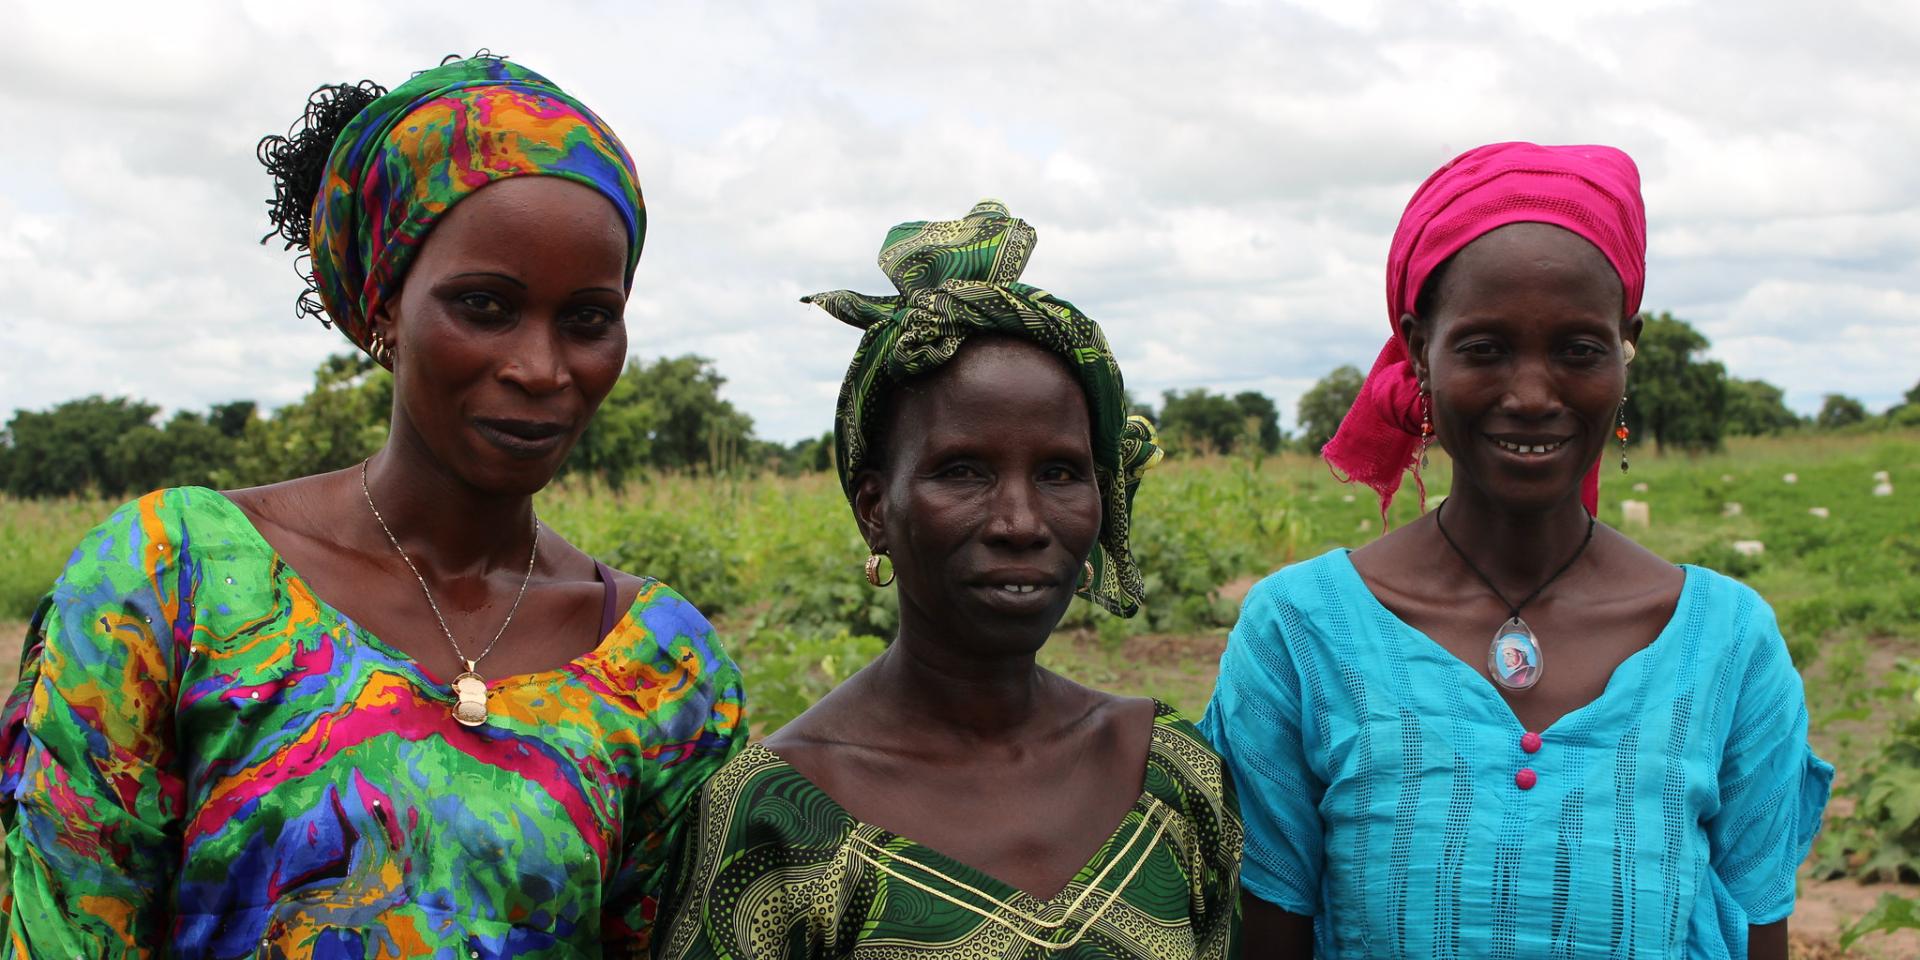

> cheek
[1054,486,1105,548]
[574,337,629,402]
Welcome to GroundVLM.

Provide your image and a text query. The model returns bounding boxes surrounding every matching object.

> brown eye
[459,292,507,314]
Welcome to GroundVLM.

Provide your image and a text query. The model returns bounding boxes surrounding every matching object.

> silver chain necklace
[360,458,539,727]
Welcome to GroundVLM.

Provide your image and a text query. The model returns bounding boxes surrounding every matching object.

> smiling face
[372,176,630,496]
[1402,222,1637,515]
[854,337,1104,657]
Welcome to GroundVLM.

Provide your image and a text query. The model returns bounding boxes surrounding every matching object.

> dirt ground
[0,618,1914,954]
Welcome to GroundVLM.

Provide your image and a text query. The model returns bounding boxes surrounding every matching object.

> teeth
[1496,439,1563,454]
[998,585,1039,594]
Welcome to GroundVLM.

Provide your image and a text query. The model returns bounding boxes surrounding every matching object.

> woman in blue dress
[1200,142,1832,959]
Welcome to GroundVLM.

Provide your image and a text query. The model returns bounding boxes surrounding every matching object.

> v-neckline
[197,487,639,690]
[1332,549,1697,742]
[747,703,1173,907]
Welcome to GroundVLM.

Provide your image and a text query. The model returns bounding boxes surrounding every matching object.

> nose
[1498,355,1565,420]
[497,323,572,396]
[983,477,1052,552]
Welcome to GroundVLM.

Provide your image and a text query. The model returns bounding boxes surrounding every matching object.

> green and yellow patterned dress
[654,702,1240,959]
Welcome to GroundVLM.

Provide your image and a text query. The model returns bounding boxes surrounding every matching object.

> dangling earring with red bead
[1616,395,1631,472]
[1418,390,1434,470]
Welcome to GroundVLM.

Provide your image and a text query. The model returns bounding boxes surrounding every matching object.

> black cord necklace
[1434,499,1596,692]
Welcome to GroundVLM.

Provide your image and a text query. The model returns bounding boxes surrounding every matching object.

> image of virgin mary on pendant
[1488,618,1543,691]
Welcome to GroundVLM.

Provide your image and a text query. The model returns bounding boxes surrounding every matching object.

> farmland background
[1,430,1916,954]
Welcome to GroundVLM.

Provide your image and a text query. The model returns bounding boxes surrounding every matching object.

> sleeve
[1,492,192,957]
[603,587,749,956]
[1197,575,1325,916]
[1704,593,1834,925]
[1190,721,1246,960]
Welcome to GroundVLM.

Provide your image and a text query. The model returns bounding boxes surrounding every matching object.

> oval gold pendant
[1487,617,1543,691]
[451,670,489,727]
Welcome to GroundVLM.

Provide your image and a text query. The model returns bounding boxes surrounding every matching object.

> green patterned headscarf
[804,200,1163,618]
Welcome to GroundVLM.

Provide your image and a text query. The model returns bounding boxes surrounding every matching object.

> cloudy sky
[2,0,1915,442]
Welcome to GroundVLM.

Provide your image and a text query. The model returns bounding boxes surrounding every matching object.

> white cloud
[1,0,1916,440]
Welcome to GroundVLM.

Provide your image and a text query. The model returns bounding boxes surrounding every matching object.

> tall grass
[2,431,1916,731]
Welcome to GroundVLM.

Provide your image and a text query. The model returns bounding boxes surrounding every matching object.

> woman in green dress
[653,201,1241,960]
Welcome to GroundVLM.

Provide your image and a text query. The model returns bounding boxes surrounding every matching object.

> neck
[362,431,538,578]
[1431,482,1593,599]
[862,627,1054,743]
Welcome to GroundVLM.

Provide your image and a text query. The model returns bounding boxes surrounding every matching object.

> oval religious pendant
[1487,617,1543,691]
[450,664,489,727]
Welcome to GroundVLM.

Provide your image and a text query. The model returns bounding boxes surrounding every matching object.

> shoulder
[600,577,744,713]
[1143,703,1244,850]
[1670,564,1784,654]
[1238,549,1358,624]
[700,743,858,849]
[52,487,243,593]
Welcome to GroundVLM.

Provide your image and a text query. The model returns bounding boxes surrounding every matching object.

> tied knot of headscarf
[1322,141,1647,519]
[805,200,1163,618]
[310,56,645,363]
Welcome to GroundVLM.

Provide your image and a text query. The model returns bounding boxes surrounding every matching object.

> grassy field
[0,429,1916,953]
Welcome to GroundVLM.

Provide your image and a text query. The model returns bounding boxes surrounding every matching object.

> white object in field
[1783,473,1799,484]
[1874,470,1891,482]
[1632,482,1649,492]
[1809,507,1831,519]
[1342,494,1356,503]
[1620,499,1651,529]
[1874,482,1894,497]
[1358,519,1373,532]
[1721,474,1735,483]
[1722,502,1743,517]
[1731,540,1766,557]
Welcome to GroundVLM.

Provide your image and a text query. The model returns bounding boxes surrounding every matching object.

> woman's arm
[1,493,192,956]
[1243,893,1316,958]
[1748,919,1787,960]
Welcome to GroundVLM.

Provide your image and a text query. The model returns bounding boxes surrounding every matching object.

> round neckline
[190,486,641,691]
[1328,548,1697,742]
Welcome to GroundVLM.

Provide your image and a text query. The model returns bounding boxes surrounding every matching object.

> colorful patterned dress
[0,487,746,958]
[654,701,1241,959]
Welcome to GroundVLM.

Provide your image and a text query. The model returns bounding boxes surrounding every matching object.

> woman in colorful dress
[653,201,1241,959]
[1200,142,1832,959]
[1,55,744,957]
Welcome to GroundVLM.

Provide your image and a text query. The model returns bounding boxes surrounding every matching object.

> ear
[1622,313,1644,353]
[1397,311,1431,389]
[851,470,888,553]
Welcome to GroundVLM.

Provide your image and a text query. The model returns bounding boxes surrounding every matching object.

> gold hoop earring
[864,552,894,587]
[1081,560,1095,587]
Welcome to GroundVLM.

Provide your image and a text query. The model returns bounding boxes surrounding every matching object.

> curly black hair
[256,80,386,322]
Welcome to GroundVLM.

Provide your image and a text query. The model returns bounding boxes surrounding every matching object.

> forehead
[1433,222,1624,319]
[414,177,628,271]
[888,338,1089,441]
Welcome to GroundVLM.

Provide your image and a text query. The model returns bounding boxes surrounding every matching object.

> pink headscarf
[1322,141,1647,518]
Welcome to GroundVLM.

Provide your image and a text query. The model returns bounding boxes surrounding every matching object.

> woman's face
[856,338,1104,657]
[1403,222,1637,515]
[1503,645,1526,669]
[374,176,630,495]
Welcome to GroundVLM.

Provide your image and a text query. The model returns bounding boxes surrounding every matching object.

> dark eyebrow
[572,287,623,297]
[447,271,528,289]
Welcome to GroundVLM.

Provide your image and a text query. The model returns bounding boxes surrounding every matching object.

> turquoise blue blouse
[1200,549,1832,959]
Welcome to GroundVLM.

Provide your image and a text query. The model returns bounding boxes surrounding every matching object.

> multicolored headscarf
[805,200,1163,618]
[1323,141,1646,518]
[311,56,645,363]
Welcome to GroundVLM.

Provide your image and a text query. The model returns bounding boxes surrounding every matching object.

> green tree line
[3,313,1913,499]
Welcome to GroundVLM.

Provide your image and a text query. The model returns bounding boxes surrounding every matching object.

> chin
[454,443,574,497]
